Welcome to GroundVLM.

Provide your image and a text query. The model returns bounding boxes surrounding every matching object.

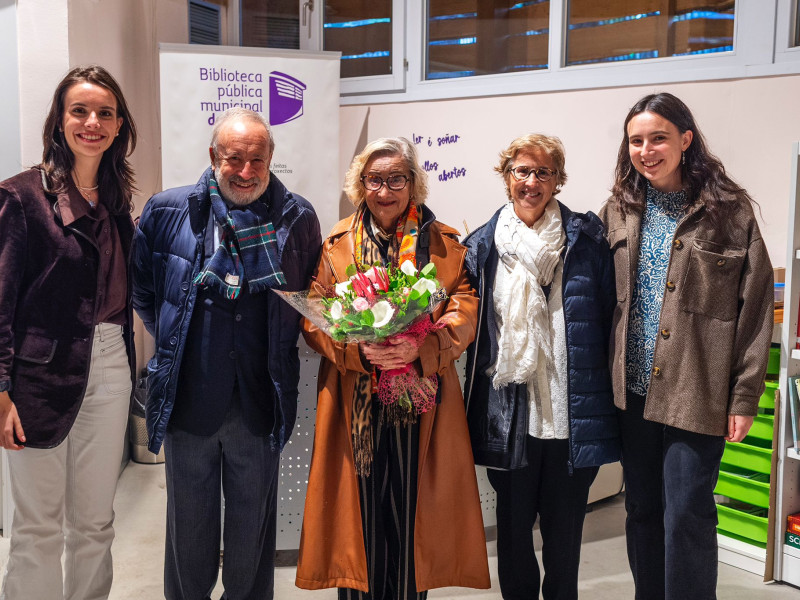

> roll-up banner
[159,43,340,235]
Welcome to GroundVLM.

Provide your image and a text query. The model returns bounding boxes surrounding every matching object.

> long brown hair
[611,92,752,230]
[41,65,137,215]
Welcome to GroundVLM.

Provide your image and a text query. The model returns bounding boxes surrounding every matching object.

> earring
[681,151,685,165]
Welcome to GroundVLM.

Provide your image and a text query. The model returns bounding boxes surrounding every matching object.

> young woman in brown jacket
[600,93,773,600]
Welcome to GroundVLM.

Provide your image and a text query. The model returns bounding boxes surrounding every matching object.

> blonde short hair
[343,137,429,207]
[495,134,568,199]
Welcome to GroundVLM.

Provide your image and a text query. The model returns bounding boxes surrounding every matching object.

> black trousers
[164,396,280,600]
[487,436,598,600]
[339,409,427,600]
[619,391,725,600]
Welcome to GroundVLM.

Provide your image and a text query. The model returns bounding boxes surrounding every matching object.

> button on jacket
[599,198,773,436]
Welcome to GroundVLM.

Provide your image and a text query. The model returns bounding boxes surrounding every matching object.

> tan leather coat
[600,197,773,435]
[295,212,490,592]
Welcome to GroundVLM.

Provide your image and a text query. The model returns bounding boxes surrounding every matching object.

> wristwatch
[0,380,11,393]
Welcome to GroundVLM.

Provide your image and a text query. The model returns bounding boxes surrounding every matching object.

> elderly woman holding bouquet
[463,134,619,600]
[295,137,490,599]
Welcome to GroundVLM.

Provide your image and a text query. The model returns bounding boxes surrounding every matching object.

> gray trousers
[164,395,280,600]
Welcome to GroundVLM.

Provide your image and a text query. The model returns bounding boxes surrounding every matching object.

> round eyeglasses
[361,174,411,192]
[509,165,557,183]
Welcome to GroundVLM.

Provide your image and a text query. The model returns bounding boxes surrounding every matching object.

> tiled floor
[1,462,798,599]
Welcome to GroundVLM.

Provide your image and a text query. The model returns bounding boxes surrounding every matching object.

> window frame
[233,0,800,103]
[313,0,407,96]
[775,0,800,63]
[340,0,800,105]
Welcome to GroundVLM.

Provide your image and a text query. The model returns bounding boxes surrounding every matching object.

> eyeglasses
[509,165,557,183]
[361,174,411,191]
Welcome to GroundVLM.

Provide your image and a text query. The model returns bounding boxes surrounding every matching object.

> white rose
[329,300,343,320]
[400,260,417,276]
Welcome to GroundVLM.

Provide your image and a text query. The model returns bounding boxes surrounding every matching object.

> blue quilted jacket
[463,202,620,471]
[131,168,321,453]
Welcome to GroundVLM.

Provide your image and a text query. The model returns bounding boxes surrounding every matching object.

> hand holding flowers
[274,259,447,419]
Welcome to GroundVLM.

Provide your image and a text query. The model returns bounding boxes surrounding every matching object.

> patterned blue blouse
[626,184,688,396]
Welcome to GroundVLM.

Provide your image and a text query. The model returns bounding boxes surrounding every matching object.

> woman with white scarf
[464,134,620,600]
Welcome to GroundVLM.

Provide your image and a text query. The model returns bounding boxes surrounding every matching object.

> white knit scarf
[492,200,565,389]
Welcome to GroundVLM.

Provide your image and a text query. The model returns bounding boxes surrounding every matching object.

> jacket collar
[467,201,605,271]
[325,203,446,240]
[187,166,291,233]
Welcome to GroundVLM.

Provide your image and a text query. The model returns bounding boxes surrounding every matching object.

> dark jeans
[619,391,725,600]
[164,396,281,600]
[487,437,598,600]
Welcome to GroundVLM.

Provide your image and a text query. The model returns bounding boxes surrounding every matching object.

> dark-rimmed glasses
[361,174,411,191]
[509,165,557,183]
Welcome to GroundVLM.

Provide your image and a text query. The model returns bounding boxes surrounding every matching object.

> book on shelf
[789,376,800,451]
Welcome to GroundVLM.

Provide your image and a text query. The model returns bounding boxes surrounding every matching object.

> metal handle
[302,0,314,26]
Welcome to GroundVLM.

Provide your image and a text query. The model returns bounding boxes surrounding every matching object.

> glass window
[241,0,300,49]
[324,0,394,79]
[794,0,800,47]
[566,0,735,66]
[426,0,550,80]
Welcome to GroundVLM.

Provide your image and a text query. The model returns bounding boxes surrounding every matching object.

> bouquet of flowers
[275,260,447,416]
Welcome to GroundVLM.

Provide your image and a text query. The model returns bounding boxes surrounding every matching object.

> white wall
[16,1,70,169]
[342,75,800,266]
[68,0,188,218]
[0,1,20,180]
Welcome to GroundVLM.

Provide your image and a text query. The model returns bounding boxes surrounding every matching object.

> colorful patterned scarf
[351,202,419,477]
[193,176,286,299]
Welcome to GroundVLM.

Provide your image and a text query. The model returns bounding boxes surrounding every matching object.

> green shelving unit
[714,350,778,550]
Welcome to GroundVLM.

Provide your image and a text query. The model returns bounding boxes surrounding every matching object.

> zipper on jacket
[464,262,485,413]
[562,243,575,476]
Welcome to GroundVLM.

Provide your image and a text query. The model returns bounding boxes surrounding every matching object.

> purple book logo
[269,71,307,125]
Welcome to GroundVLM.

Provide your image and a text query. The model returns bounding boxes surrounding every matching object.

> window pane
[566,1,734,66]
[324,0,393,78]
[795,0,800,47]
[426,0,549,80]
[241,0,300,49]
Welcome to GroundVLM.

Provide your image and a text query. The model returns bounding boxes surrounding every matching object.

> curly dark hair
[611,92,752,231]
[41,65,137,215]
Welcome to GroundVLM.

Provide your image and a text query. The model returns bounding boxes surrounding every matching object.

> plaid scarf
[193,176,286,299]
[351,202,420,477]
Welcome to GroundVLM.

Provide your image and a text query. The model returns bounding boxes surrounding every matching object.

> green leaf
[421,263,437,278]
[345,263,358,277]
[361,309,375,326]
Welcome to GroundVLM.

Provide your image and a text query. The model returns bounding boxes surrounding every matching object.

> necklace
[72,172,98,207]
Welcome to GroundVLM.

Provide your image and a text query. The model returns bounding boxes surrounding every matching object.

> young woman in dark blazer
[0,65,137,599]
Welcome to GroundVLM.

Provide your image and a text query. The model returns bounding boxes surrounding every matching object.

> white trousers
[1,323,131,600]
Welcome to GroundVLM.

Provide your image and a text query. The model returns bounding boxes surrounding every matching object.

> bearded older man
[132,107,321,600]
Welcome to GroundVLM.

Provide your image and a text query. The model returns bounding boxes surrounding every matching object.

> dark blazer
[463,202,620,471]
[131,168,321,453]
[0,168,136,448]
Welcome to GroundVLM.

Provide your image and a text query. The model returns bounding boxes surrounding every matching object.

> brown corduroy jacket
[599,197,773,436]
[295,210,490,593]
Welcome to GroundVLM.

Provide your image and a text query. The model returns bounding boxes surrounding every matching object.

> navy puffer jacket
[463,202,620,471]
[132,168,321,453]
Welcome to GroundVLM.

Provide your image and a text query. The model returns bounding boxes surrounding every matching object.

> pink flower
[352,297,370,312]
